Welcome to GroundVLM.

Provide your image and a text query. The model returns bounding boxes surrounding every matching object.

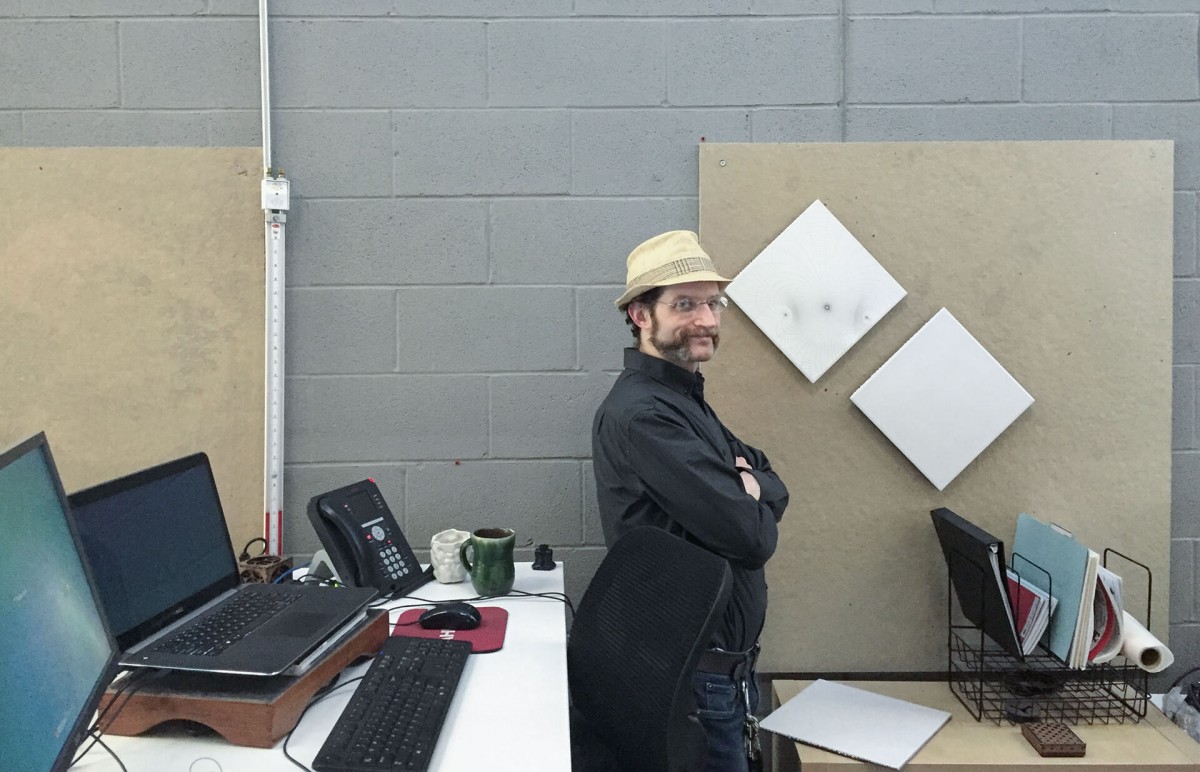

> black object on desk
[313,636,471,772]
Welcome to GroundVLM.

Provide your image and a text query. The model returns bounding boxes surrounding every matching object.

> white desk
[76,564,571,771]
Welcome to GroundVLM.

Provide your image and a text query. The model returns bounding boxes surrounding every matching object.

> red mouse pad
[392,606,508,653]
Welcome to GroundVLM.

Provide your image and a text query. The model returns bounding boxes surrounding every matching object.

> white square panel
[727,199,906,382]
[850,308,1034,491]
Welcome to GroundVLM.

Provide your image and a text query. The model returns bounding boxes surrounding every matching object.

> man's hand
[739,469,761,500]
[734,455,753,472]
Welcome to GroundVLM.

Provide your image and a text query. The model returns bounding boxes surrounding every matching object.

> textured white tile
[727,199,906,382]
[850,308,1034,491]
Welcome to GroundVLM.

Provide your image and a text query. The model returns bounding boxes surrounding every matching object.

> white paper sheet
[760,679,951,770]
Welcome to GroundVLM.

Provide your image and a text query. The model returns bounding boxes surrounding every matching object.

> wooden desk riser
[97,609,388,748]
[769,681,1200,772]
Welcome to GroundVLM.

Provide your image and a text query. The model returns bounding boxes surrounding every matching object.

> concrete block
[1170,539,1197,624]
[846,17,1020,104]
[393,0,570,15]
[668,19,840,107]
[394,287,576,373]
[752,0,839,11]
[0,112,20,144]
[490,198,696,285]
[1177,192,1198,278]
[490,20,663,107]
[21,0,206,14]
[405,461,581,547]
[491,373,614,458]
[557,546,608,611]
[1114,104,1200,189]
[209,0,392,14]
[750,108,842,142]
[578,286,633,372]
[207,109,261,146]
[577,0,749,13]
[573,109,748,196]
[846,0,932,11]
[1024,16,1198,103]
[1175,366,1196,451]
[288,198,488,287]
[286,375,488,462]
[0,21,117,108]
[282,463,407,555]
[1150,621,1200,693]
[285,288,396,375]
[271,20,485,108]
[582,462,604,545]
[935,1,1200,13]
[272,110,392,197]
[120,20,258,108]
[22,110,209,146]
[846,104,1111,142]
[394,110,570,195]
[1175,280,1200,365]
[1172,451,1200,538]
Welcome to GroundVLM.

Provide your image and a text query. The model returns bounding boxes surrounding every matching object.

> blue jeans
[692,669,761,772]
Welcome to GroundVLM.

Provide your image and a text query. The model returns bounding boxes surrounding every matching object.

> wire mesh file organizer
[945,547,1150,725]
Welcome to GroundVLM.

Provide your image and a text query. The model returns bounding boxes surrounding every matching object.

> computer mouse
[418,602,482,630]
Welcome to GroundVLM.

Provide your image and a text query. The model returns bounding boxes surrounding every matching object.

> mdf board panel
[699,141,1172,673]
[1,148,265,552]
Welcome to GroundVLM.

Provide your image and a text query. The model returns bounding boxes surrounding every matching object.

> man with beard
[591,230,790,772]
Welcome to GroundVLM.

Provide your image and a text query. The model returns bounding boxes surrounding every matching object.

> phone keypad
[378,543,411,580]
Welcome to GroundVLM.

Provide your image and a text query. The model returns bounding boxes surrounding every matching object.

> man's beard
[650,314,720,366]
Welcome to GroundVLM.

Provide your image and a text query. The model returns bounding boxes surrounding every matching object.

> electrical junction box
[261,177,290,211]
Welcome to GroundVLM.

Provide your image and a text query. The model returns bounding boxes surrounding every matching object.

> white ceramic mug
[430,528,471,583]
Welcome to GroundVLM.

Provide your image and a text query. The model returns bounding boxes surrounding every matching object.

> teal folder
[1011,513,1089,664]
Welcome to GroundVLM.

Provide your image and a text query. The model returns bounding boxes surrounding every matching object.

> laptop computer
[67,451,378,676]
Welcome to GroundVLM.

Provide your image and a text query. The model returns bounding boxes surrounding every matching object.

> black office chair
[568,526,733,772]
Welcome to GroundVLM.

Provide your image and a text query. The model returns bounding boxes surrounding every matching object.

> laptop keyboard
[151,587,303,656]
[313,636,471,772]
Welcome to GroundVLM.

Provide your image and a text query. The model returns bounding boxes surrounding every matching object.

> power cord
[282,672,371,771]
[70,668,168,769]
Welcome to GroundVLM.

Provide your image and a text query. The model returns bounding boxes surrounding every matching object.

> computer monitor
[0,433,120,771]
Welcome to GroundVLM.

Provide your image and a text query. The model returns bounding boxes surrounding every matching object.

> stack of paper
[1088,565,1125,664]
[1005,569,1058,657]
[1011,513,1099,669]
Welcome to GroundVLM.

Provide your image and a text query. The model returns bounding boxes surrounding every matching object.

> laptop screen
[69,453,239,650]
[0,433,119,771]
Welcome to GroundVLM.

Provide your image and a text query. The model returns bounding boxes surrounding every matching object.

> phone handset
[306,479,424,595]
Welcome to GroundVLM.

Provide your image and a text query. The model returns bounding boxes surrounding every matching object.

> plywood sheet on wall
[699,141,1173,673]
[0,148,265,552]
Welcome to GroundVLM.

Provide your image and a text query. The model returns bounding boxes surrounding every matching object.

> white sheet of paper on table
[726,199,906,383]
[850,307,1034,491]
[760,679,952,770]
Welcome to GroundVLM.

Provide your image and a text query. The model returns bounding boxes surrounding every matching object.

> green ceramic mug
[458,527,516,596]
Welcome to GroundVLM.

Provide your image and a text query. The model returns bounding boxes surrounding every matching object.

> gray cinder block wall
[3,0,1199,688]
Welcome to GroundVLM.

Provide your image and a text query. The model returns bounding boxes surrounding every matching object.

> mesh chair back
[568,527,732,772]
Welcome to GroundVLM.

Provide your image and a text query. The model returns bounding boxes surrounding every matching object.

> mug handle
[459,541,473,573]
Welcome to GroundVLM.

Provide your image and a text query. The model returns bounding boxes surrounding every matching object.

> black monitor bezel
[66,451,241,651]
[0,432,122,772]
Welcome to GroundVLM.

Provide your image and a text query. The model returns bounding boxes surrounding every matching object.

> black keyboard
[151,587,303,656]
[313,636,472,772]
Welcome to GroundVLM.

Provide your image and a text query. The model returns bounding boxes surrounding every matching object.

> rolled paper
[1119,611,1174,673]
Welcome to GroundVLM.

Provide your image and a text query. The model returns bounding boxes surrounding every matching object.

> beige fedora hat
[615,230,731,309]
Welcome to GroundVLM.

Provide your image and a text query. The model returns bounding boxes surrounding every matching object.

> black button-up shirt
[591,348,790,652]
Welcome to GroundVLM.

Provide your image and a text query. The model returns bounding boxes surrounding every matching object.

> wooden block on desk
[98,609,388,748]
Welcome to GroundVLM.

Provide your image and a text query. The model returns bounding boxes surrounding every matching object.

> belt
[696,644,759,680]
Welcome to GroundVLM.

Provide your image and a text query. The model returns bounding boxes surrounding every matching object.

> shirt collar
[623,347,706,399]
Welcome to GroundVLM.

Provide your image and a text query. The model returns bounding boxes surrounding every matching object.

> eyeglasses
[654,295,729,315]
